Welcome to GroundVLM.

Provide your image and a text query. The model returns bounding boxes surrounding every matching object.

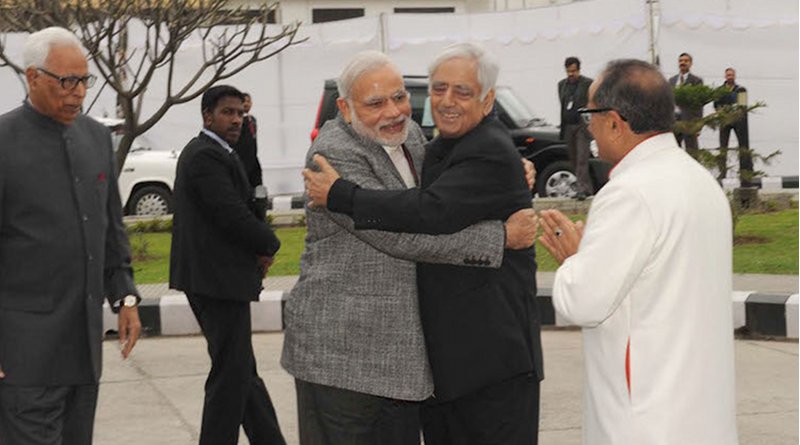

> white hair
[337,50,399,99]
[427,42,499,100]
[23,27,83,69]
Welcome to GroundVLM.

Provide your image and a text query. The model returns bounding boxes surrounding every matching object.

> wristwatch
[118,295,139,308]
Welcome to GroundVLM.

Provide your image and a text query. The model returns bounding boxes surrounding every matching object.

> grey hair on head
[428,42,499,100]
[337,50,398,99]
[23,27,83,69]
[593,59,675,134]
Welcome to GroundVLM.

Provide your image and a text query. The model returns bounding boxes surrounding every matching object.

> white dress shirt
[383,145,416,189]
[552,133,738,444]
[201,128,233,153]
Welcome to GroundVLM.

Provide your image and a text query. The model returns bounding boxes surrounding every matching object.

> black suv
[311,77,610,198]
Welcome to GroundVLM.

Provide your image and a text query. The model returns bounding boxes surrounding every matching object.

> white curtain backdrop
[659,0,799,177]
[0,0,795,194]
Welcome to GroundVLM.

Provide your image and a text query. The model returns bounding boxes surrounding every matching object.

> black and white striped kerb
[103,290,798,339]
[721,175,799,191]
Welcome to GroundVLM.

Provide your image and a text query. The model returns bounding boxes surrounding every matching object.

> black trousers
[187,293,285,445]
[718,119,753,178]
[421,373,540,445]
[563,123,593,195]
[674,127,699,153]
[0,383,98,445]
[295,379,421,445]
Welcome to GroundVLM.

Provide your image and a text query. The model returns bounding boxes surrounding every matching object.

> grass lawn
[129,209,798,284]
[733,209,798,274]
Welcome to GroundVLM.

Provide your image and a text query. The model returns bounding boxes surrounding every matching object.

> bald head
[593,59,675,134]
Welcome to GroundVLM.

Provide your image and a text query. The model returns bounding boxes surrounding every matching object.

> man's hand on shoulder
[505,208,539,250]
[118,306,142,359]
[303,154,340,208]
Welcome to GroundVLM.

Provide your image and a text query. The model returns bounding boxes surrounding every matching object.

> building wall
[227,0,578,24]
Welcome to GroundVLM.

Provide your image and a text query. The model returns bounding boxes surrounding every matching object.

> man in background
[668,52,704,153]
[234,92,263,189]
[539,59,738,444]
[170,85,284,445]
[713,67,752,180]
[0,27,141,444]
[558,56,594,200]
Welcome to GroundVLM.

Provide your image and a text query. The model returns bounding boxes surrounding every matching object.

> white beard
[351,111,409,147]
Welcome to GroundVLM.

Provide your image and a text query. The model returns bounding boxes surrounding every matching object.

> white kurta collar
[610,132,678,179]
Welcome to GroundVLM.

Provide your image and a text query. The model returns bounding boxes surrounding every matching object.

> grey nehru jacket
[0,102,138,386]
[281,115,506,401]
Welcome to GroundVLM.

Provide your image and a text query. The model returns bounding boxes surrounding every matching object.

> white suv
[94,117,178,217]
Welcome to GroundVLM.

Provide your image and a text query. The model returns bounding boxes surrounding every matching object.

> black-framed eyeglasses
[37,67,96,90]
[577,107,627,124]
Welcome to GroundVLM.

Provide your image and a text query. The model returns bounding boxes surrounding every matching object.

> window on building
[394,7,455,13]
[220,9,277,25]
[312,8,365,23]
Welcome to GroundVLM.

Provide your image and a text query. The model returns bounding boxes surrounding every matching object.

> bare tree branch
[0,0,305,174]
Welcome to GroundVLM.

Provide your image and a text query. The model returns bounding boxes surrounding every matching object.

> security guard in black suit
[169,85,284,445]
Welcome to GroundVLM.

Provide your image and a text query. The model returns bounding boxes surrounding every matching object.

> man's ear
[481,89,496,116]
[201,110,211,128]
[336,97,352,123]
[25,67,38,92]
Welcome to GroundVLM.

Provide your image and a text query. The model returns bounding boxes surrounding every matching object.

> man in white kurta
[539,59,738,445]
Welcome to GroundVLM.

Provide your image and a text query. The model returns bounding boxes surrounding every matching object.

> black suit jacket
[328,117,543,401]
[169,132,280,302]
[233,114,263,188]
[669,72,704,121]
[558,75,593,137]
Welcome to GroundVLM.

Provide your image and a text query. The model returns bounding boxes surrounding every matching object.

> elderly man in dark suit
[0,27,141,445]
[306,43,542,445]
[282,50,538,445]
[668,52,704,153]
[170,85,284,445]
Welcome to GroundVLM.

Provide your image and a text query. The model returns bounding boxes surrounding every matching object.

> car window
[495,87,536,127]
[408,86,428,126]
[421,96,434,128]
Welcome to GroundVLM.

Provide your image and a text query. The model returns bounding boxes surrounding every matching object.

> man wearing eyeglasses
[0,27,141,445]
[538,59,737,444]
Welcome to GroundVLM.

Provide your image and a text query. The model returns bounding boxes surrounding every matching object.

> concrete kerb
[118,189,798,338]
[104,289,800,340]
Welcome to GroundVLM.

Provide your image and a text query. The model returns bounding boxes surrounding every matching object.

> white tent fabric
[0,0,795,194]
[659,0,799,177]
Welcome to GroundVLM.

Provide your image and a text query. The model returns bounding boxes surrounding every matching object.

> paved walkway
[95,331,797,445]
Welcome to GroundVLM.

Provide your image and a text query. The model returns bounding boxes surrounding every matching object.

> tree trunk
[733,186,759,210]
[115,133,135,175]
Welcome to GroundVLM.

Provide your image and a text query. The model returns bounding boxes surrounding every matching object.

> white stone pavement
[95,331,798,445]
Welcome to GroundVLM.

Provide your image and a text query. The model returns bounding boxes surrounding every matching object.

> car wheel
[129,185,172,217]
[536,161,578,198]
